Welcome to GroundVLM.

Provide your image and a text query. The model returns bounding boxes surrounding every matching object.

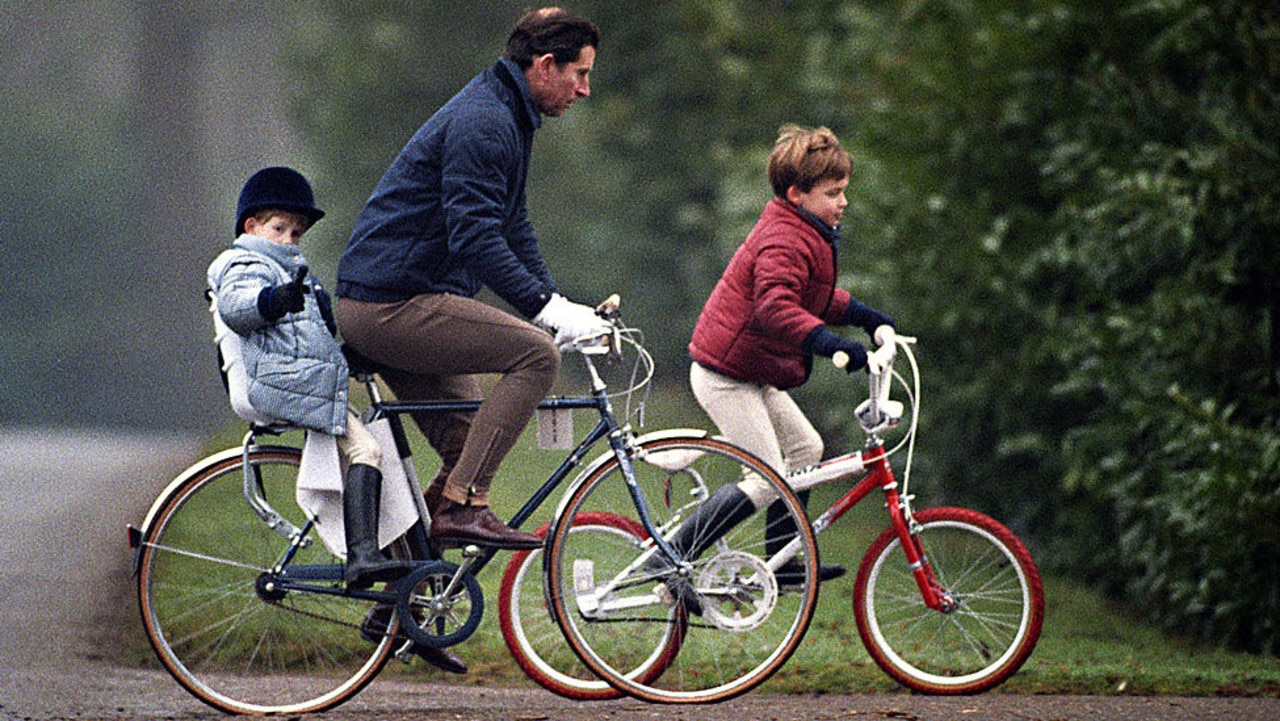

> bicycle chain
[268,597,366,633]
[268,597,433,646]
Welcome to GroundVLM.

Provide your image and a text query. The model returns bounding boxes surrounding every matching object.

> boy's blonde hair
[767,124,851,198]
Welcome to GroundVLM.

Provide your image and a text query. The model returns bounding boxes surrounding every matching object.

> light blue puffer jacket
[206,234,348,435]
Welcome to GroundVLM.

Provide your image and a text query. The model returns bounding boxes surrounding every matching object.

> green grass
[765,574,1280,697]
[171,380,1280,697]
[442,503,1280,697]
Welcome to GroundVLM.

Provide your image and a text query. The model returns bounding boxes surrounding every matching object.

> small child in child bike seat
[683,124,897,589]
[205,167,411,592]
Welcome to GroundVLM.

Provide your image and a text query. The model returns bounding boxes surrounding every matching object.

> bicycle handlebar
[595,293,621,321]
[558,294,655,400]
[830,343,897,373]
[832,328,918,372]
[835,329,919,436]
[561,294,624,356]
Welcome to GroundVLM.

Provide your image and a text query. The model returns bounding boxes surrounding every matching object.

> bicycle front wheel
[135,445,396,715]
[853,507,1044,694]
[544,436,819,703]
[498,512,677,700]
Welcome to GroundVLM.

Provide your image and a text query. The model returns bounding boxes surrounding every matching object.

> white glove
[534,293,611,345]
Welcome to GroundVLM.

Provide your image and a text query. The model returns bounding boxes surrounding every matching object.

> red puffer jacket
[689,198,851,390]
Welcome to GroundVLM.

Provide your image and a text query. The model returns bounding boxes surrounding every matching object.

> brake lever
[595,293,621,322]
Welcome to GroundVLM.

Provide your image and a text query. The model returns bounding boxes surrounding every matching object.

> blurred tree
[1032,0,1280,652]
[834,0,1280,652]
[285,0,533,276]
[0,1,308,431]
[0,0,214,429]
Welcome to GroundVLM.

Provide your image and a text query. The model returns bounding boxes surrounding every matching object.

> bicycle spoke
[854,509,1044,694]
[545,437,818,703]
[137,448,393,714]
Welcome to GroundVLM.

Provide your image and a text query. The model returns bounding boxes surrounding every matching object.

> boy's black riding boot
[645,484,756,615]
[765,490,846,585]
[344,463,411,589]
[661,484,757,563]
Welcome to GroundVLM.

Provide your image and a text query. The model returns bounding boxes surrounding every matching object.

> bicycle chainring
[395,560,485,648]
[696,551,778,632]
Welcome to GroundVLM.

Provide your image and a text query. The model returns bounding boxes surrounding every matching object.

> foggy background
[3,1,306,431]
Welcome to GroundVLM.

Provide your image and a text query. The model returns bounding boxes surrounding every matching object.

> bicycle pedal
[393,640,417,664]
[653,582,675,607]
[654,577,703,616]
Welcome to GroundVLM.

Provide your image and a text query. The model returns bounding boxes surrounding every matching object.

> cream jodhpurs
[689,362,824,505]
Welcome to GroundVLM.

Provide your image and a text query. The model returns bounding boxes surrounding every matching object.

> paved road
[3,664,1278,721]
[0,428,200,668]
[1,429,1277,721]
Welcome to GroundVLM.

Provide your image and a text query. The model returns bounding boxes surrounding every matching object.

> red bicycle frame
[805,442,949,611]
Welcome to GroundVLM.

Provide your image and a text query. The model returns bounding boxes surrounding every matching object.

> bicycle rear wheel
[853,507,1044,694]
[135,445,396,715]
[498,512,678,700]
[544,435,819,703]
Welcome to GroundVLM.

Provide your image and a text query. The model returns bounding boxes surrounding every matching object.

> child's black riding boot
[644,483,756,615]
[765,490,846,585]
[343,463,411,589]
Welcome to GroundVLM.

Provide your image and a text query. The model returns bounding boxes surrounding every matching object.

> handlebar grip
[873,324,895,349]
[832,350,849,369]
[596,294,621,320]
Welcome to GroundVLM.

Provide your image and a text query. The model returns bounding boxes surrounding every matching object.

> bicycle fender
[127,444,299,576]
[544,428,711,550]
[576,427,714,483]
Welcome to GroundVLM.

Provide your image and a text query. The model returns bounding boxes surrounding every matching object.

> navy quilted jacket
[207,235,349,435]
[336,58,557,318]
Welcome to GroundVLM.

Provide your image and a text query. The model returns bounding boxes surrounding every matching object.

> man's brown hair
[504,7,600,68]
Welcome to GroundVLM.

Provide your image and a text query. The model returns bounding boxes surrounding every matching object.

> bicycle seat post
[343,343,387,407]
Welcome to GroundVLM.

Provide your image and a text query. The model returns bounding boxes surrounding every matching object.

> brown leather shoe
[430,499,542,550]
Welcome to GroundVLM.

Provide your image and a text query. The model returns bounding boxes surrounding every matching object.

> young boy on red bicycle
[677,124,896,586]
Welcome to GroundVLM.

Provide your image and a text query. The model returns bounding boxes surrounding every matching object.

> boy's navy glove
[258,265,310,322]
[843,300,895,337]
[803,326,867,373]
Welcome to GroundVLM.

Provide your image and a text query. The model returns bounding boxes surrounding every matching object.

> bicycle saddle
[341,344,387,379]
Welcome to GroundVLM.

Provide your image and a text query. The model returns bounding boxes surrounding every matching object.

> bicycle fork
[880,483,951,612]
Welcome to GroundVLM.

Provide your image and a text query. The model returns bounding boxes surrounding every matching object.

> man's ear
[785,185,804,205]
[530,52,557,80]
